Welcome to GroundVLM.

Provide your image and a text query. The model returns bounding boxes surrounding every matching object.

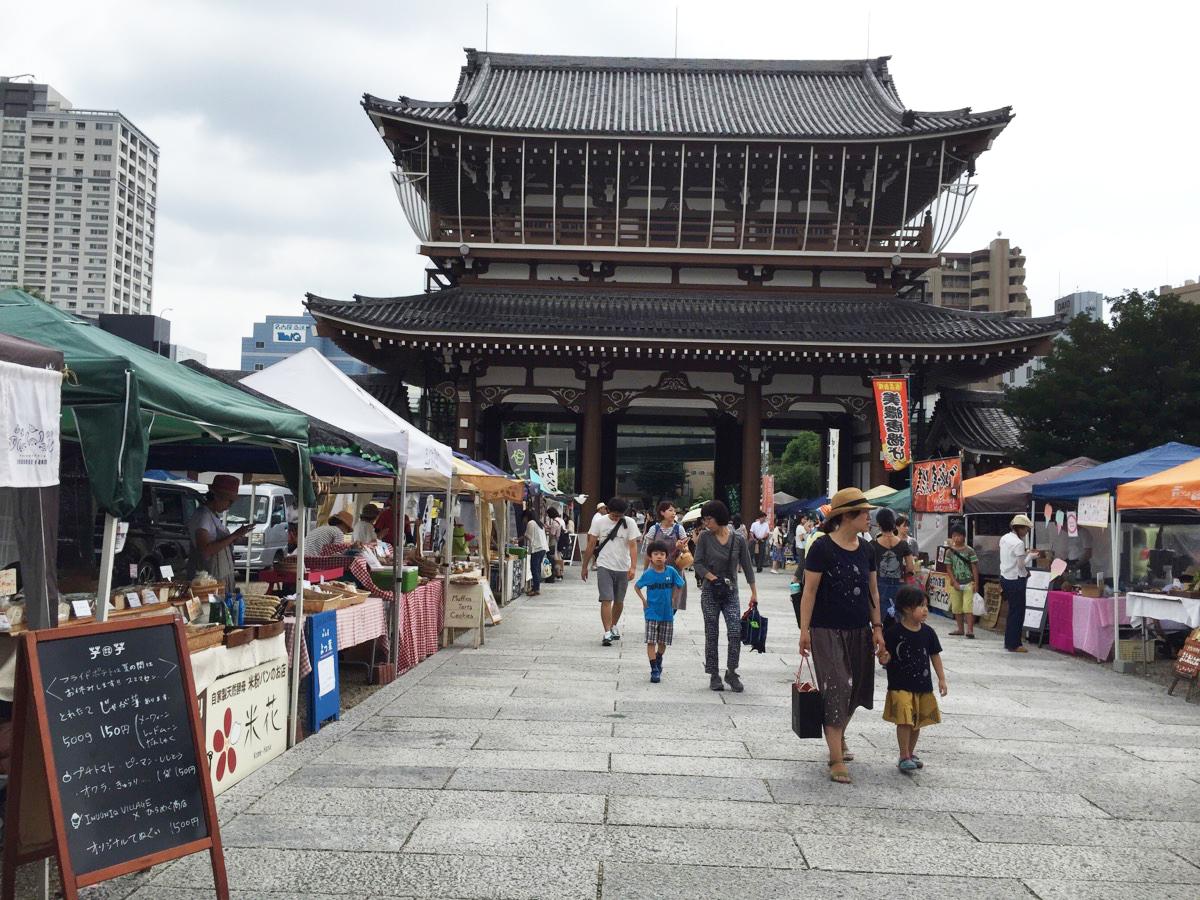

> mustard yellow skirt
[883,690,941,728]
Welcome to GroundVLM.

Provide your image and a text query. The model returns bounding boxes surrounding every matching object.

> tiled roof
[305,287,1060,350]
[364,50,1012,140]
[928,388,1022,457]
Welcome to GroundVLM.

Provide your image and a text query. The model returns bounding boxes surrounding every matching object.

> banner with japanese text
[912,456,964,513]
[762,474,775,528]
[871,376,911,471]
[534,450,559,494]
[504,439,530,479]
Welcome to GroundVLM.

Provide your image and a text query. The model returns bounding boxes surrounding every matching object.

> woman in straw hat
[799,487,890,784]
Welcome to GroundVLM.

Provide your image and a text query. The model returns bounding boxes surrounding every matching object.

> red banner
[871,376,911,471]
[912,456,964,513]
[762,474,775,528]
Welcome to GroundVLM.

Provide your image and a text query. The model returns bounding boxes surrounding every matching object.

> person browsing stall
[634,541,686,683]
[187,474,252,593]
[999,514,1043,653]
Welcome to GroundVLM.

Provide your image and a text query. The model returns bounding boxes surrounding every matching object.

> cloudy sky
[6,1,1196,366]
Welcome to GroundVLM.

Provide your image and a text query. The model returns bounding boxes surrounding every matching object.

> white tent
[241,347,453,478]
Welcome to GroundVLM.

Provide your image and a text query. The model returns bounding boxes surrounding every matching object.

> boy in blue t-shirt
[634,542,686,683]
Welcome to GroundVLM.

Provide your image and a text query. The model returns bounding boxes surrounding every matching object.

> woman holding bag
[642,500,692,610]
[694,500,758,693]
[799,488,889,785]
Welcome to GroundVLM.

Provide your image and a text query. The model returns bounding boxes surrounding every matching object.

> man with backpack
[582,497,641,646]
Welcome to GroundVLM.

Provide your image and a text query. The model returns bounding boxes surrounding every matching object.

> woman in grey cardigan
[694,500,759,692]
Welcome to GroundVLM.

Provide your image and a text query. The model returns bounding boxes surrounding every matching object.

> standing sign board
[305,610,340,734]
[1169,628,1200,702]
[1,616,227,899]
[924,571,952,615]
[1023,570,1053,645]
[444,578,485,648]
[201,658,290,795]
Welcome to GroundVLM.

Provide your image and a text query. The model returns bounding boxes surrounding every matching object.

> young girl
[883,585,948,773]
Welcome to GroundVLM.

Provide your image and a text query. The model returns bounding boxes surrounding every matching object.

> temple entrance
[616,423,714,513]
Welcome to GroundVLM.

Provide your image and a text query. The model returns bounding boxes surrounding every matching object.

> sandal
[948,630,965,636]
[965,633,976,639]
[841,743,855,762]
[829,762,852,784]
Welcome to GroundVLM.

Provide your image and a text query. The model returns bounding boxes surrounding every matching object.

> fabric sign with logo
[912,456,964,514]
[0,358,61,488]
[504,439,530,479]
[871,376,911,471]
[1077,493,1109,528]
[534,450,559,494]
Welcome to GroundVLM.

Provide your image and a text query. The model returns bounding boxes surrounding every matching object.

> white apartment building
[0,79,157,315]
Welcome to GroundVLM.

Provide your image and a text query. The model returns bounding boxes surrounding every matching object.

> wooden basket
[186,624,224,653]
[223,627,255,649]
[255,620,285,640]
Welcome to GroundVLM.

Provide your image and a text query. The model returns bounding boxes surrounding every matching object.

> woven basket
[1118,638,1152,662]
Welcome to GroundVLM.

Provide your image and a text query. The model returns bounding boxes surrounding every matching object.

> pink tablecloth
[399,580,444,674]
[1047,591,1075,653]
[284,596,389,677]
[1047,592,1129,661]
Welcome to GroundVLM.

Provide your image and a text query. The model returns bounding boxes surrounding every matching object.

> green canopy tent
[873,487,912,512]
[0,289,314,626]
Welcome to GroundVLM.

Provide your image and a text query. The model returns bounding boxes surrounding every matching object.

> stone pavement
[89,566,1200,899]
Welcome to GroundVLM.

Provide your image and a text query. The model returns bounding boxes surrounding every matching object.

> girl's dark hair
[895,585,928,615]
[545,507,560,519]
[875,508,897,533]
[700,499,730,526]
[656,499,675,517]
[647,541,672,557]
[522,509,537,523]
[821,513,845,534]
[895,514,909,528]
[731,514,743,529]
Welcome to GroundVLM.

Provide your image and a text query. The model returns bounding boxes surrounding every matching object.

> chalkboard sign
[1,616,227,900]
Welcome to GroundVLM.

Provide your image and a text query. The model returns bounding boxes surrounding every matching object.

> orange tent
[962,466,1031,499]
[1116,457,1200,510]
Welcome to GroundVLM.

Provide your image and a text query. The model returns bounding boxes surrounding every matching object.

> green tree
[771,432,822,498]
[633,459,685,499]
[1003,290,1200,469]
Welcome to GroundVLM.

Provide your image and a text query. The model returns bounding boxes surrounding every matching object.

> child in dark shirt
[634,542,685,683]
[883,585,948,772]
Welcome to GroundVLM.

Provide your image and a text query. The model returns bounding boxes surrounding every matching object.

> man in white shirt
[999,514,1044,653]
[588,502,609,533]
[582,497,641,646]
[749,511,771,573]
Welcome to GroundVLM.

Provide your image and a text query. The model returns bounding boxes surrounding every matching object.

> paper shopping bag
[791,659,824,738]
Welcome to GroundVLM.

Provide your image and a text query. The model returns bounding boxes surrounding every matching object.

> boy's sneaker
[898,757,919,772]
[911,755,924,769]
[724,670,744,693]
[602,632,613,646]
[655,651,663,671]
[649,664,661,683]
[709,673,724,691]
[610,624,621,640]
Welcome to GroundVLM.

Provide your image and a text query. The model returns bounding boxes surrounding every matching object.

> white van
[230,484,296,571]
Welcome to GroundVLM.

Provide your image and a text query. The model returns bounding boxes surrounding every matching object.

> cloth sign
[0,359,61,488]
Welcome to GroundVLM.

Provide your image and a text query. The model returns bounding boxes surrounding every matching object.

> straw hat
[331,510,354,531]
[1010,514,1034,528]
[209,474,240,500]
[827,487,875,516]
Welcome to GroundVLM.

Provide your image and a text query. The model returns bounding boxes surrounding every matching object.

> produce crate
[1118,637,1152,662]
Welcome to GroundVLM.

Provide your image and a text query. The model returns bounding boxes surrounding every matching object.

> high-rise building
[1160,278,1200,305]
[0,78,158,315]
[240,313,376,375]
[1055,290,1103,321]
[920,236,1030,316]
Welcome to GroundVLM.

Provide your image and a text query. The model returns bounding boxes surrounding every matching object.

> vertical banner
[761,474,775,528]
[871,376,912,471]
[912,455,964,513]
[504,439,530,478]
[534,450,559,494]
[826,429,840,497]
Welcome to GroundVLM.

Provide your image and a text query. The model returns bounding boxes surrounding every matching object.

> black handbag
[791,658,824,738]
[740,601,768,652]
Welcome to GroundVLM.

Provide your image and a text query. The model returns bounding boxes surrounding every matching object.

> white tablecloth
[1125,592,1200,629]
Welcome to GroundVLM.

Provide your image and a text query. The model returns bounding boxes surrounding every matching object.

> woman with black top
[693,500,759,693]
[799,488,890,785]
[872,508,914,627]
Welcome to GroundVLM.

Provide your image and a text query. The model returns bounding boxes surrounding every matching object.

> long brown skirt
[810,625,875,727]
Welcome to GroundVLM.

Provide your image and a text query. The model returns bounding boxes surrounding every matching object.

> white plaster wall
[533,367,578,387]
[536,264,587,282]
[610,266,672,284]
[478,366,527,386]
[822,271,871,288]
[678,267,743,285]
[769,270,813,288]
[476,262,530,280]
[821,375,870,395]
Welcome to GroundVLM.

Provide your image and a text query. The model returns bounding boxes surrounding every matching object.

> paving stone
[1022,881,1200,900]
[246,785,436,819]
[426,789,606,824]
[607,796,974,841]
[799,835,1200,882]
[612,721,743,740]
[377,700,503,719]
[220,812,419,851]
[284,764,454,790]
[600,863,1033,899]
[470,733,749,757]
[956,813,1200,849]
[152,847,599,898]
[405,819,805,868]
[447,766,774,802]
[359,715,612,737]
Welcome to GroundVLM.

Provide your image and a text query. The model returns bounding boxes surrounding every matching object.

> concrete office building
[240,313,376,375]
[1004,289,1104,389]
[0,78,158,315]
[920,236,1030,316]
[1160,277,1200,305]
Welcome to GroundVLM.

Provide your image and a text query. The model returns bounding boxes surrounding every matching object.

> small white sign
[317,654,336,697]
[125,591,141,609]
[1023,607,1045,630]
[129,563,139,579]
[141,588,158,606]
[115,521,129,554]
[160,564,175,580]
[0,568,16,597]
[1077,493,1109,529]
[71,599,92,618]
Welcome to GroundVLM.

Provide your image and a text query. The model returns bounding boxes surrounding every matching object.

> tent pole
[95,513,119,621]
[289,474,307,749]
[445,476,454,568]
[1110,495,1121,672]
[390,470,403,670]
[244,481,256,593]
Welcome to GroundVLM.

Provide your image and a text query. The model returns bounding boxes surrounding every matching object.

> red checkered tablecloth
[284,596,389,677]
[399,580,444,674]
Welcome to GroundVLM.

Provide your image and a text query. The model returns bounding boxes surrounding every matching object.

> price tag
[129,563,139,579]
[71,599,92,618]
[141,588,158,606]
[0,568,16,597]
[126,592,142,609]
[159,565,174,580]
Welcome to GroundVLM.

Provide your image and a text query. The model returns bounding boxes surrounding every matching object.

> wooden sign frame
[1168,628,1200,702]
[443,577,486,649]
[1,615,229,900]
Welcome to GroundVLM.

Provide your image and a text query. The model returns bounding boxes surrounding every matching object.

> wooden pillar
[740,379,762,524]
[712,415,740,508]
[581,375,603,524]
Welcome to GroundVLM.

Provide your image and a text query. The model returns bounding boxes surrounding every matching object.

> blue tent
[776,495,829,518]
[1033,442,1200,501]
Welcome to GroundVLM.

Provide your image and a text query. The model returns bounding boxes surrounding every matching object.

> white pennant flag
[535,450,559,494]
